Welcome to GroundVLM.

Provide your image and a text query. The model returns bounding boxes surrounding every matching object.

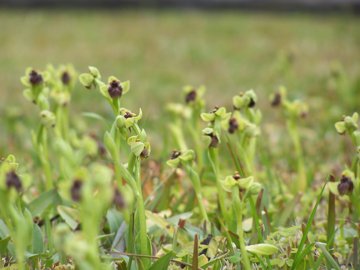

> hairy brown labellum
[228,117,239,134]
[124,111,134,119]
[61,71,71,85]
[248,98,256,108]
[170,150,181,160]
[208,133,219,148]
[29,70,43,86]
[271,92,282,107]
[185,90,197,103]
[140,148,149,159]
[108,80,123,98]
[233,172,241,180]
[6,171,22,192]
[337,175,354,196]
[70,179,83,202]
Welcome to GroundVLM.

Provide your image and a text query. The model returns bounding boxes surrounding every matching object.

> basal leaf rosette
[233,90,257,110]
[166,149,195,168]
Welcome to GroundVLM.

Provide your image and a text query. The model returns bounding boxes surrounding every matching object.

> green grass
[1,11,360,154]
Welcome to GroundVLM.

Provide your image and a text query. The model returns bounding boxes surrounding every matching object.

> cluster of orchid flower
[1,64,359,269]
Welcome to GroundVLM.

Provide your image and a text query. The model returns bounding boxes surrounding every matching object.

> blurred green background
[1,10,360,160]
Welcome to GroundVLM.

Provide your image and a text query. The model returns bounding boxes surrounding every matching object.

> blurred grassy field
[0,10,360,157]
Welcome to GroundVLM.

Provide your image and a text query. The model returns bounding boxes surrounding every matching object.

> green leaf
[0,236,10,255]
[57,205,80,230]
[316,242,341,270]
[291,183,326,270]
[82,112,106,122]
[246,243,278,256]
[148,251,174,270]
[29,189,61,217]
[32,224,44,254]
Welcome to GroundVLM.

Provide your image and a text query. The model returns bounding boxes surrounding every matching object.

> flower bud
[337,175,354,196]
[108,80,123,99]
[6,171,22,192]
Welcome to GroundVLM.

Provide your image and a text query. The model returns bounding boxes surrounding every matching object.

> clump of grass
[0,64,358,269]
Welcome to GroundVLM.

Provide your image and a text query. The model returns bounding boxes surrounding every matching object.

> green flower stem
[134,157,151,268]
[208,148,227,222]
[187,121,203,171]
[232,187,251,270]
[184,164,209,222]
[286,118,307,192]
[37,125,53,190]
[327,190,336,250]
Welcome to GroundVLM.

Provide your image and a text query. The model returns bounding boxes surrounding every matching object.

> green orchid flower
[183,85,206,107]
[335,112,358,135]
[116,108,143,129]
[21,67,49,104]
[233,89,258,110]
[166,149,195,168]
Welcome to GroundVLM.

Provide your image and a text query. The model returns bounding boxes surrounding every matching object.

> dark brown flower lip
[233,172,241,180]
[170,150,181,160]
[29,70,43,86]
[248,98,256,108]
[61,71,71,85]
[108,80,123,99]
[6,171,22,192]
[337,175,354,196]
[228,117,239,134]
[124,111,135,119]
[206,133,219,148]
[185,89,197,104]
[140,148,149,159]
[70,179,83,202]
[271,92,282,107]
